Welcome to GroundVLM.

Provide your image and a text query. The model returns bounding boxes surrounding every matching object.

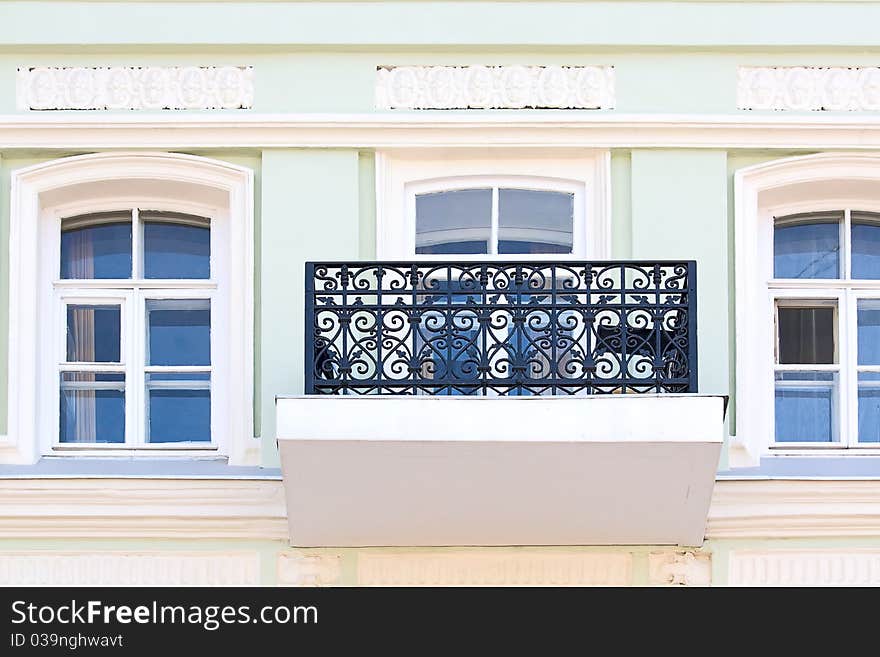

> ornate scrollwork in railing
[305,261,697,395]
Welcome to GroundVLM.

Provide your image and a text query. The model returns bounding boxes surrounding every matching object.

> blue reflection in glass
[858,301,880,366]
[498,240,571,255]
[61,221,132,279]
[416,240,488,255]
[774,371,836,443]
[66,305,121,363]
[774,221,840,279]
[146,300,210,366]
[859,372,880,443]
[143,218,210,279]
[59,372,125,443]
[147,373,210,443]
[852,217,880,279]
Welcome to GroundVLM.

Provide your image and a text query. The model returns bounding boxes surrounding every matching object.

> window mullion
[131,207,141,281]
[128,289,143,448]
[490,187,499,255]
[847,290,860,446]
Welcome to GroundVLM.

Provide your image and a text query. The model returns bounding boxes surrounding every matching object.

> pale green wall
[610,151,632,259]
[630,150,729,397]
[4,2,880,48]
[259,150,360,465]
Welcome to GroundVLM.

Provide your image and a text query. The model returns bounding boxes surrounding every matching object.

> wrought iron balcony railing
[305,261,697,395]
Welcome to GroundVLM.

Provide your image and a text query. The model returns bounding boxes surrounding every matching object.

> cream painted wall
[3,538,880,586]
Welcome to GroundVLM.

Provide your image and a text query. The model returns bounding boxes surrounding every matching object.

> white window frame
[734,153,880,467]
[376,149,611,260]
[3,152,256,465]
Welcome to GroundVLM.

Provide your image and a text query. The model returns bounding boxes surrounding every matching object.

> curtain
[69,230,96,443]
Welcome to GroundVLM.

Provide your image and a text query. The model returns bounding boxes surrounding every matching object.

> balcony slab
[277,394,725,547]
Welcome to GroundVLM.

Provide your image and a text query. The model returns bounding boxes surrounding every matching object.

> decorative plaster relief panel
[0,552,260,585]
[738,66,880,111]
[376,65,615,109]
[648,551,712,586]
[17,66,254,110]
[730,550,880,586]
[357,551,631,586]
[277,553,343,587]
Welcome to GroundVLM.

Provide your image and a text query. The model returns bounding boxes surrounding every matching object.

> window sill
[0,457,280,479]
[718,453,880,479]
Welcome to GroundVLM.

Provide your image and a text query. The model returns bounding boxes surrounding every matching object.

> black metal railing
[305,261,697,395]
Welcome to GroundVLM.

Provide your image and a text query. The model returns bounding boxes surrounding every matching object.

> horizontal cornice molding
[2,477,879,541]
[707,479,880,539]
[0,478,288,539]
[5,112,880,150]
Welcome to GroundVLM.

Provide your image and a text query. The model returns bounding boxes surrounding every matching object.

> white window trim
[376,148,610,260]
[733,152,880,467]
[3,152,256,465]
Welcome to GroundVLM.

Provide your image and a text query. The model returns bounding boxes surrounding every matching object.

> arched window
[734,153,880,466]
[6,152,255,465]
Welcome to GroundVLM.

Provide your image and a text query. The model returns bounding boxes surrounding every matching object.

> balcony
[277,261,725,547]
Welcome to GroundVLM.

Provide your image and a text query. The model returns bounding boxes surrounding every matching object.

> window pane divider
[53,280,217,289]
[769,279,880,290]
[773,363,840,372]
[143,366,212,372]
[59,363,126,372]
[60,380,125,391]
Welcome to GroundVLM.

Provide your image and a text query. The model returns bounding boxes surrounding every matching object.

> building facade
[2,1,880,586]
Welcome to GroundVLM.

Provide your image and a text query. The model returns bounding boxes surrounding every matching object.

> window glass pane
[497,189,574,254]
[851,212,880,279]
[858,372,880,444]
[59,372,125,444]
[774,371,837,443]
[777,305,835,364]
[66,305,121,363]
[146,299,210,366]
[858,300,880,366]
[142,212,210,279]
[415,189,491,255]
[774,214,841,279]
[146,372,210,443]
[60,213,132,279]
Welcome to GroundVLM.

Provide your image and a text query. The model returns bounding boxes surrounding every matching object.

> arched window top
[14,151,250,218]
[59,209,212,281]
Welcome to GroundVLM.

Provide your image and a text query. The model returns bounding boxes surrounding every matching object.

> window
[6,152,255,465]
[770,210,880,448]
[377,150,609,259]
[734,154,880,466]
[56,210,213,448]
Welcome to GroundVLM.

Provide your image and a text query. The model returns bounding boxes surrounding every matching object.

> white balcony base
[276,395,725,547]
